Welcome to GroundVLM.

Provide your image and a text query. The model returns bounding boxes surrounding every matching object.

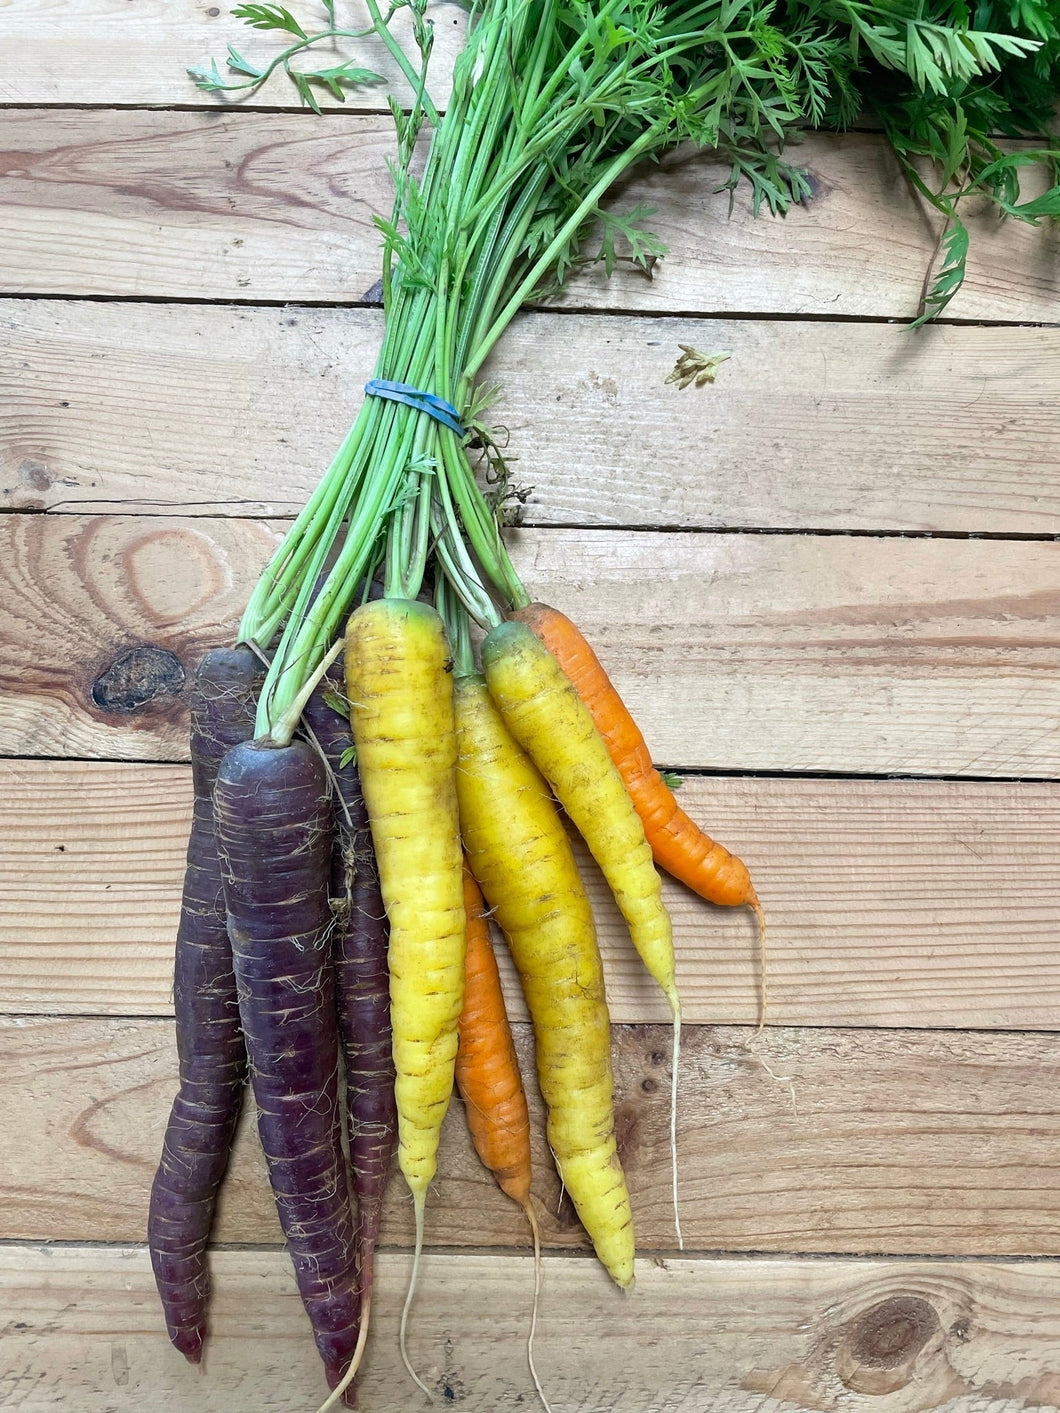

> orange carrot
[456,865,532,1208]
[456,865,551,1411]
[512,602,765,931]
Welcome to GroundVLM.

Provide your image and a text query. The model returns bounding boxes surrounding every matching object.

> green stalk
[464,122,665,380]
[362,0,441,126]
[207,0,1054,744]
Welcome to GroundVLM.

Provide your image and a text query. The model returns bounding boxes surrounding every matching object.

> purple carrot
[148,645,262,1365]
[213,738,359,1401]
[303,680,397,1332]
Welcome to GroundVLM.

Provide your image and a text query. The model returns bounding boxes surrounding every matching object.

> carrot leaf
[232,3,308,38]
[913,219,970,325]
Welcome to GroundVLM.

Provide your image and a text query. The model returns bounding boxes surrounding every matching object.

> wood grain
[3,514,1058,775]
[0,0,467,109]
[5,299,1060,532]
[6,1016,1060,1256]
[2,760,1058,1028]
[4,1244,1060,1411]
[0,110,397,302]
[3,115,1059,316]
[0,513,281,760]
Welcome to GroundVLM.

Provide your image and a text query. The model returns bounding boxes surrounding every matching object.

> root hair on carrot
[668,1001,683,1252]
[523,1200,553,1413]
[749,887,768,1034]
[399,1192,434,1402]
[312,1297,371,1413]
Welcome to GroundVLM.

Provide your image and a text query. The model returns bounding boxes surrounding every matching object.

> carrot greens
[198,0,1060,725]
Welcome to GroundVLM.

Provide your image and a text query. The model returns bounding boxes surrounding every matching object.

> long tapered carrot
[213,738,360,1401]
[480,622,683,1248]
[453,670,635,1289]
[456,866,532,1208]
[456,864,550,1412]
[148,646,261,1366]
[345,596,466,1397]
[511,602,765,929]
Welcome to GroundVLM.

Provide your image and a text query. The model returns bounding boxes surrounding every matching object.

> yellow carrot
[453,671,635,1290]
[481,620,683,1247]
[345,597,466,1393]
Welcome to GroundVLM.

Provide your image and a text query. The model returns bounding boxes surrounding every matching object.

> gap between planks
[4,285,1060,328]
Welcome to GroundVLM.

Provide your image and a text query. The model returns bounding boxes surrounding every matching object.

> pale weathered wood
[5,298,1060,533]
[0,110,397,302]
[4,1244,1060,1411]
[6,1016,1060,1256]
[0,513,282,760]
[2,760,1058,1028]
[2,115,1059,316]
[2,514,1058,775]
[0,0,467,109]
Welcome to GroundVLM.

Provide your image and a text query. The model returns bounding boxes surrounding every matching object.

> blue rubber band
[364,378,466,437]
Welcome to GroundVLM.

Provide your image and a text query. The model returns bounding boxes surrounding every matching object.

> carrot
[456,865,532,1207]
[512,601,767,1024]
[481,620,684,1247]
[345,596,466,1396]
[148,646,261,1364]
[453,669,634,1290]
[213,738,359,1401]
[303,676,398,1410]
[456,863,551,1412]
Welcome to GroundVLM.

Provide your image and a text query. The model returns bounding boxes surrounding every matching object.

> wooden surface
[6,302,1060,531]
[4,110,1060,318]
[7,1017,1060,1255]
[4,517,1059,773]
[8,1247,1060,1412]
[3,762,1058,1029]
[3,6,1060,1411]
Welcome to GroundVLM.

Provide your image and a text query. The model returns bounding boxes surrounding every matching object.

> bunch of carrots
[150,578,762,1410]
[149,0,1060,1403]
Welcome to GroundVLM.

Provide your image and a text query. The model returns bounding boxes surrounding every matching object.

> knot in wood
[850,1296,938,1367]
[91,645,185,713]
[613,1101,640,1166]
[836,1295,941,1395]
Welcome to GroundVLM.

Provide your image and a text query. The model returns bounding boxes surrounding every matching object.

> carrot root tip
[668,1004,683,1252]
[745,887,768,1032]
[313,1297,371,1413]
[399,1193,434,1403]
[523,1201,554,1413]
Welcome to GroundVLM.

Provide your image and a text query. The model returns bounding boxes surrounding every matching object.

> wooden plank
[0,513,282,761]
[0,0,467,109]
[2,514,1058,775]
[6,1017,1060,1258]
[2,760,1058,1029]
[5,1244,1060,1411]
[0,110,397,303]
[6,299,1060,533]
[3,114,1060,317]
